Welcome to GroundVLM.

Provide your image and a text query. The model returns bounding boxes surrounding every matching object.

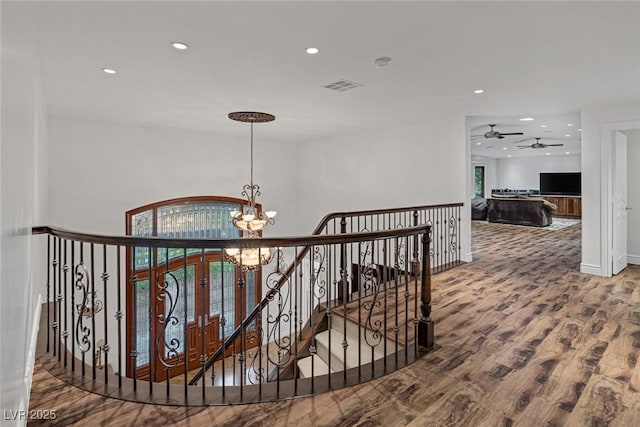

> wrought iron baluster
[116,246,122,388]
[62,239,69,367]
[147,245,153,393]
[71,241,76,372]
[130,246,138,391]
[52,237,58,358]
[57,238,62,362]
[183,249,188,399]
[200,249,207,399]
[100,245,109,384]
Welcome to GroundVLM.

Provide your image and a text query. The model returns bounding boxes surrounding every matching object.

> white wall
[295,114,468,226]
[581,101,640,275]
[471,156,497,198]
[295,110,470,260]
[1,3,48,424]
[47,117,301,237]
[624,129,640,264]
[496,155,581,190]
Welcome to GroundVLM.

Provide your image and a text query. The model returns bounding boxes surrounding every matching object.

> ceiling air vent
[324,79,363,92]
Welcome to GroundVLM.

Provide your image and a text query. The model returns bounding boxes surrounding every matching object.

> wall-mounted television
[539,172,581,196]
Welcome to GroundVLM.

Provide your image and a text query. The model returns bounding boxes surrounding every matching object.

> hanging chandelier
[225,111,276,270]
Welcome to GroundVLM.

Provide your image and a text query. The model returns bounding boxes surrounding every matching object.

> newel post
[417,226,434,350]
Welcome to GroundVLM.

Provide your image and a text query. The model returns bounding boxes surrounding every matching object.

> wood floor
[28,221,640,426]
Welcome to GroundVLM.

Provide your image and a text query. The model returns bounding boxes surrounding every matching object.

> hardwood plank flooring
[28,221,640,426]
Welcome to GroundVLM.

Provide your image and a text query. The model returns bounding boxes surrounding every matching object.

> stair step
[297,355,334,378]
[330,313,402,356]
[315,329,386,371]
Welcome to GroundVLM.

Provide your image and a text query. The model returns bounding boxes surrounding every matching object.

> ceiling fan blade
[498,132,524,136]
[516,146,530,148]
[545,144,564,147]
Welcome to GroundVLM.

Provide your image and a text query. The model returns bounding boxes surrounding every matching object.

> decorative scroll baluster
[155,267,180,395]
[74,261,91,377]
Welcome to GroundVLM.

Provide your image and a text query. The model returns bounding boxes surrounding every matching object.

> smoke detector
[374,56,392,67]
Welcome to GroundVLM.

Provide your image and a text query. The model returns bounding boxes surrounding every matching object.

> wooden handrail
[32,224,426,249]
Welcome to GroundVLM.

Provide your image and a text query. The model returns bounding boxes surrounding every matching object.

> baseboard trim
[580,263,603,276]
[462,252,473,263]
[628,255,640,265]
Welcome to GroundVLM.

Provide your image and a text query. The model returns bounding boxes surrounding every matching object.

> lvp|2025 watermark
[3,409,57,421]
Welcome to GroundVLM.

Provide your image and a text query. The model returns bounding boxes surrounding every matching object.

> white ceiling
[25,1,640,144]
[469,111,582,159]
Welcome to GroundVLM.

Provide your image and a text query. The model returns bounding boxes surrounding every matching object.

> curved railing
[190,202,462,385]
[33,202,462,405]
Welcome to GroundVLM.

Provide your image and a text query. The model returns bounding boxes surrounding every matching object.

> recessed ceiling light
[474,89,484,94]
[102,68,117,75]
[565,134,571,137]
[578,128,582,132]
[476,142,481,145]
[540,125,547,128]
[306,47,319,55]
[546,152,551,156]
[520,117,534,121]
[567,123,573,127]
[502,147,508,150]
[508,155,512,158]
[171,41,189,50]
[565,151,570,155]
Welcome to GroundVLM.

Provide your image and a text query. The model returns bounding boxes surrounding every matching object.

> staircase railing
[33,202,462,405]
[189,203,462,385]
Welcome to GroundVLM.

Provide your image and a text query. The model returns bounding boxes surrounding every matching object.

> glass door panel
[209,261,236,339]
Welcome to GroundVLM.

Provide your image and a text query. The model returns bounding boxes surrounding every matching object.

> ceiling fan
[471,124,524,140]
[515,137,564,149]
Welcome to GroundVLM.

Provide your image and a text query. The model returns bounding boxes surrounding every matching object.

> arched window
[125,196,260,381]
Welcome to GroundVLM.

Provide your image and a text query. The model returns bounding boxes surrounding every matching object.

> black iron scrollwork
[361,263,383,348]
[310,246,326,300]
[449,215,458,254]
[265,252,292,367]
[155,272,181,368]
[246,328,265,384]
[244,250,292,384]
[74,263,92,353]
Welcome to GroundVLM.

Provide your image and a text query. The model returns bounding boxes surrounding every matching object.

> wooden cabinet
[543,196,581,218]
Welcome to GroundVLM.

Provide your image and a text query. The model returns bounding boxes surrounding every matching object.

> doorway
[601,120,640,276]
[125,196,260,381]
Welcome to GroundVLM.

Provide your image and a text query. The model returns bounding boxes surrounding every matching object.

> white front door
[612,131,628,275]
